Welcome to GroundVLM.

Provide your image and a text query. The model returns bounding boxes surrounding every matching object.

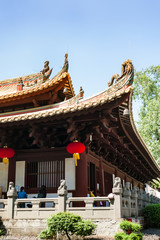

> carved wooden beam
[106,113,118,122]
[73,113,99,123]
[67,119,75,134]
[32,98,39,107]
[48,93,58,104]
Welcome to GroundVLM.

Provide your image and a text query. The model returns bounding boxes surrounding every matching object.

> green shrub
[38,229,54,239]
[129,232,143,240]
[0,217,7,236]
[114,232,143,240]
[120,220,142,234]
[114,220,143,240]
[120,221,132,233]
[114,232,128,240]
[74,220,96,237]
[39,212,96,240]
[0,228,7,236]
[144,204,160,228]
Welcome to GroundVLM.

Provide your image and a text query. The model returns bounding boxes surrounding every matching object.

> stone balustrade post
[143,192,147,208]
[54,200,59,212]
[150,194,154,204]
[84,198,94,218]
[57,180,68,212]
[31,199,40,218]
[146,193,150,205]
[123,182,131,217]
[112,177,122,219]
[137,188,143,216]
[7,182,17,219]
[140,189,144,206]
[131,186,138,217]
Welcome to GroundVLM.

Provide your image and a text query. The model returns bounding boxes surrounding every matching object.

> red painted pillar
[8,157,16,187]
[75,151,88,197]
[99,157,104,196]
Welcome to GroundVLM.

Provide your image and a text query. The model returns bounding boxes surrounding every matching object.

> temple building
[0,55,159,199]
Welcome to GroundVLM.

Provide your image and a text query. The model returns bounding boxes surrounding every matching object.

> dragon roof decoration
[0,54,75,102]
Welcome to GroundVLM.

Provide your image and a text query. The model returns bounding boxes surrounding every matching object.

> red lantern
[66,141,85,166]
[0,146,15,170]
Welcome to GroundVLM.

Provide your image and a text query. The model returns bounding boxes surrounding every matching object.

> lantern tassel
[3,157,9,171]
[73,153,80,166]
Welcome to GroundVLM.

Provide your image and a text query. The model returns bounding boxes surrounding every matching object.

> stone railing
[0,179,160,221]
[121,181,160,218]
[66,196,114,219]
[0,199,7,219]
[14,198,58,219]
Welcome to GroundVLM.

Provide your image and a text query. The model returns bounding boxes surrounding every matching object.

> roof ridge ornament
[63,53,69,72]
[41,61,50,75]
[17,77,24,91]
[41,61,50,82]
[108,59,134,87]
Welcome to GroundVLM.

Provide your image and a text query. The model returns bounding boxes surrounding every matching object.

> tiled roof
[0,79,132,123]
[0,72,45,96]
[0,68,75,104]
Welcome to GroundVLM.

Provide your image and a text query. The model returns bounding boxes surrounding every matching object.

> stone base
[93,219,122,236]
[1,217,144,237]
[2,219,47,236]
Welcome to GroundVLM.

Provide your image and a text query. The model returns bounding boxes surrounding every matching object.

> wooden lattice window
[26,160,64,191]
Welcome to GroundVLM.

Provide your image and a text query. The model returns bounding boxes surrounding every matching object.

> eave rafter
[119,96,160,180]
[66,107,154,183]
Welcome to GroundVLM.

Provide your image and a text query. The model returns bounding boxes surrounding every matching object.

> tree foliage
[133,65,160,165]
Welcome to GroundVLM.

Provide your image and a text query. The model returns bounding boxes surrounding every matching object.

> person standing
[37,185,46,207]
[18,186,27,208]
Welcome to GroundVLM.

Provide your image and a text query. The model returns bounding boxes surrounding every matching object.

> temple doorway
[104,171,113,195]
[90,162,95,194]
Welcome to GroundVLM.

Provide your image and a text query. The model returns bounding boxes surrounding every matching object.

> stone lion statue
[58,179,67,190]
[7,182,17,197]
[132,185,138,194]
[113,177,122,188]
[125,182,131,191]
[58,179,68,196]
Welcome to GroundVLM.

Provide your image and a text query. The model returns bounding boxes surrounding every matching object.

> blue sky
[0,0,160,120]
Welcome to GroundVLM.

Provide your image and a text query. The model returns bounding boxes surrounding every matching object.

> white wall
[65,158,76,190]
[0,163,8,193]
[15,161,25,190]
[146,184,160,198]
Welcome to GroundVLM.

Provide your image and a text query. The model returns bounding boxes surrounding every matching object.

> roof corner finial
[121,59,134,75]
[41,61,50,75]
[17,77,24,91]
[79,86,84,99]
[41,61,50,82]
[108,59,134,87]
[63,53,69,72]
